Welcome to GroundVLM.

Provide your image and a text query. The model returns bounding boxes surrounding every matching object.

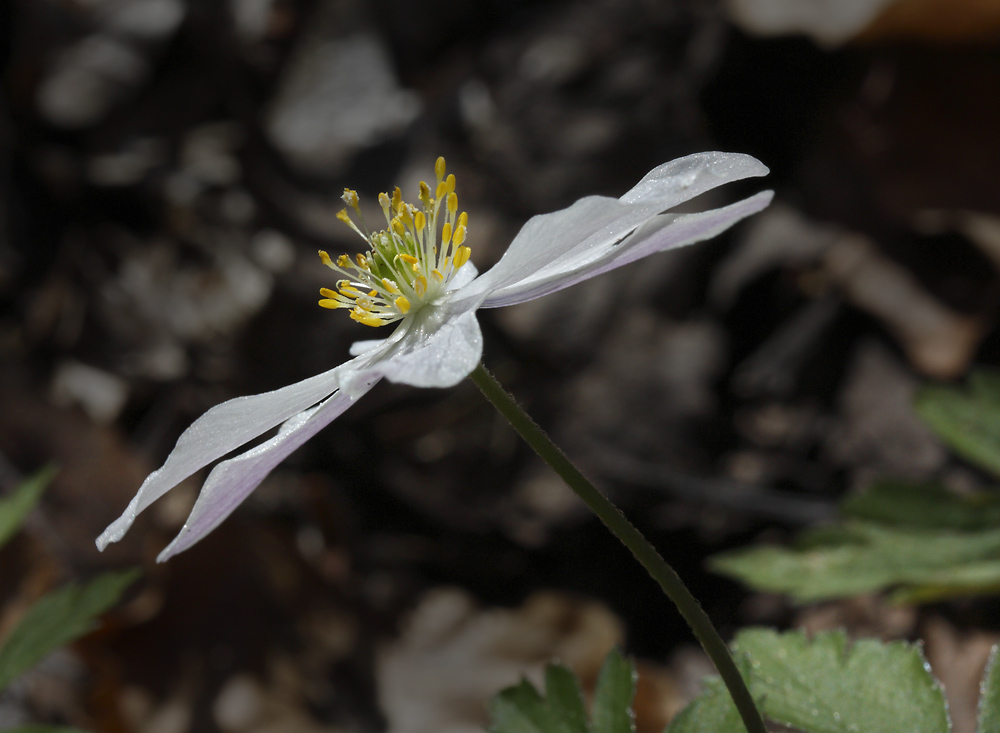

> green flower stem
[469,363,766,733]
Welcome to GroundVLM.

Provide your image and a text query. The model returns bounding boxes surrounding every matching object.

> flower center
[317,157,471,327]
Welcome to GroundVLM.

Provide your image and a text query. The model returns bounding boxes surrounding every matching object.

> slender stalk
[470,363,766,733]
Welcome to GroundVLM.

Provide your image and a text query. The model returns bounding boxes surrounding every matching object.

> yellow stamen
[453,245,471,269]
[355,253,369,270]
[382,278,400,294]
[441,222,452,245]
[431,269,444,281]
[342,189,360,212]
[435,156,446,182]
[395,296,411,314]
[458,211,468,228]
[336,209,351,224]
[453,225,467,246]
[418,181,431,208]
[319,250,333,267]
[351,309,383,327]
[446,192,458,216]
[414,275,427,298]
[337,254,351,268]
[445,174,455,194]
[318,299,339,309]
[391,187,402,212]
[319,288,337,298]
[398,253,418,266]
[414,210,426,231]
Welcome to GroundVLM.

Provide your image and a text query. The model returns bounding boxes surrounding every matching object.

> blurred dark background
[3,0,1000,730]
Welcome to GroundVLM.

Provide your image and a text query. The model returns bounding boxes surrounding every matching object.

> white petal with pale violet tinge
[454,152,769,306]
[480,191,774,308]
[157,376,380,561]
[95,363,350,550]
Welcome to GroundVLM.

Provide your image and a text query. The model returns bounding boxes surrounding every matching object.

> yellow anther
[431,269,444,281]
[435,156,446,182]
[339,285,362,297]
[319,288,337,298]
[453,245,471,269]
[319,250,333,267]
[355,253,370,270]
[445,174,455,193]
[391,187,402,212]
[398,204,413,226]
[351,309,383,327]
[391,219,405,238]
[446,192,458,216]
[435,181,448,199]
[368,289,378,297]
[318,299,338,309]
[382,278,400,294]
[458,211,468,228]
[341,189,360,211]
[395,296,411,314]
[378,192,392,214]
[414,210,426,231]
[336,209,352,224]
[414,275,428,298]
[337,254,351,268]
[453,224,467,246]
[418,181,432,208]
[441,222,453,245]
[398,253,418,266]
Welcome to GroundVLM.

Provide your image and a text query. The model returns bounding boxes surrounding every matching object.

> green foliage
[710,480,1000,603]
[916,370,1000,479]
[980,647,1000,733]
[663,659,749,733]
[669,629,950,733]
[0,466,57,551]
[0,569,140,691]
[489,649,634,733]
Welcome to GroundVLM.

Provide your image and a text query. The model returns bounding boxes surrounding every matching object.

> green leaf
[0,569,140,691]
[734,629,949,733]
[916,370,1000,479]
[0,466,58,551]
[665,657,750,733]
[489,649,635,733]
[979,646,1000,733]
[543,665,587,733]
[591,649,635,733]
[669,629,949,733]
[710,521,1000,603]
[843,479,1000,530]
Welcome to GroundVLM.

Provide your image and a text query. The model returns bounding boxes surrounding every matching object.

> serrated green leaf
[591,648,635,733]
[665,656,752,733]
[916,371,1000,479]
[543,664,587,733]
[979,646,1000,733]
[710,521,1000,603]
[668,629,949,733]
[736,629,949,733]
[490,679,555,733]
[0,466,57,551]
[489,650,636,733]
[843,479,1000,530]
[0,569,140,691]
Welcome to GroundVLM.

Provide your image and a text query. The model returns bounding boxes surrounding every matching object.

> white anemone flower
[97,152,772,561]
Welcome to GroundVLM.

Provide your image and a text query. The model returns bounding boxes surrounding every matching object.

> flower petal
[453,152,769,308]
[96,362,352,551]
[157,375,380,561]
[481,190,774,308]
[359,306,483,389]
